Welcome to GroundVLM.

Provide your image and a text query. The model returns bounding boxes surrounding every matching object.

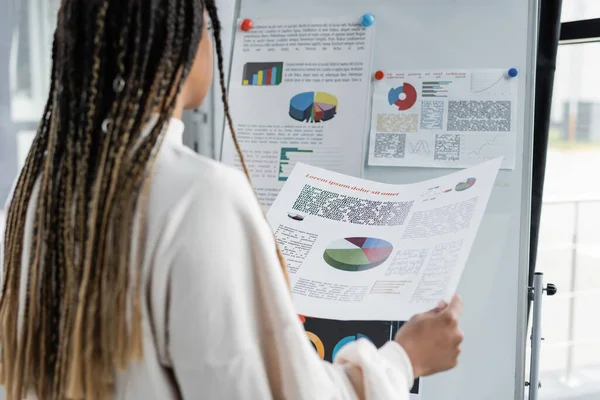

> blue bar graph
[271,67,278,85]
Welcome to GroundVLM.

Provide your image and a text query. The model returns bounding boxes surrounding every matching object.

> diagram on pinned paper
[388,84,418,111]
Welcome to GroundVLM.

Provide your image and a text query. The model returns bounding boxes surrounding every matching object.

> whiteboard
[223,0,538,398]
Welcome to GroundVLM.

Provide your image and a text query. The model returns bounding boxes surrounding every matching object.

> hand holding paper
[395,294,465,378]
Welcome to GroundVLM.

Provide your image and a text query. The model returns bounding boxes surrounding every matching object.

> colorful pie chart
[323,237,393,272]
[287,213,305,221]
[455,177,476,191]
[388,83,417,111]
[289,91,338,123]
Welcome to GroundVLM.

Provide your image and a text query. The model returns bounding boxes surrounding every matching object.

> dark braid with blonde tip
[205,2,290,285]
[0,0,204,398]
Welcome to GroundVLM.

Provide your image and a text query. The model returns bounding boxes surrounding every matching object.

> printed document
[221,17,375,208]
[267,159,501,320]
[368,70,517,169]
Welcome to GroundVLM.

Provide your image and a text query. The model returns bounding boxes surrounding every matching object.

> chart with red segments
[323,237,394,272]
[387,83,418,111]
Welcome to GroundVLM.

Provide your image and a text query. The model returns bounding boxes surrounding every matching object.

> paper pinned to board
[220,16,375,209]
[368,70,518,170]
[266,158,501,321]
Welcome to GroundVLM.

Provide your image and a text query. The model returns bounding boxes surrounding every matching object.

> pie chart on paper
[289,91,338,123]
[323,237,394,272]
[332,334,374,361]
[455,177,476,191]
[388,83,418,111]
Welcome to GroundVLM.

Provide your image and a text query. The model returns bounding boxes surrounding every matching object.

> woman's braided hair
[0,0,287,398]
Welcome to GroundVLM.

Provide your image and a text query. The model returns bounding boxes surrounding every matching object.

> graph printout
[267,159,501,321]
[221,17,375,209]
[368,70,518,169]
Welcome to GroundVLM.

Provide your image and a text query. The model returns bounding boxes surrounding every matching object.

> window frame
[560,17,600,44]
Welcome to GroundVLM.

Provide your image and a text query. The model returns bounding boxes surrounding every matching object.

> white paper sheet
[221,17,375,208]
[367,70,518,170]
[267,159,501,321]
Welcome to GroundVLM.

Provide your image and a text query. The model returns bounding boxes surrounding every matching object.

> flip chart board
[220,0,538,398]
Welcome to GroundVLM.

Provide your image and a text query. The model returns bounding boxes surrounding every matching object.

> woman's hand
[394,295,464,378]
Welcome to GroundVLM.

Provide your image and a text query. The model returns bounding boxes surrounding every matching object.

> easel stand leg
[527,272,557,399]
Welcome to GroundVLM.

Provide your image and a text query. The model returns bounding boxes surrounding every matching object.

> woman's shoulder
[152,143,260,220]
[148,145,272,267]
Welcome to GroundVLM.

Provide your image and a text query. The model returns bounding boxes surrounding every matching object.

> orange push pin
[240,18,253,32]
[299,315,306,323]
[374,70,385,80]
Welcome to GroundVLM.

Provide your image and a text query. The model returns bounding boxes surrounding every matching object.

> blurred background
[0,0,598,399]
[530,1,600,399]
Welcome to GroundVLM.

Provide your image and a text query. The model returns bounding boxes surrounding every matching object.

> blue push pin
[508,67,519,78]
[360,13,375,27]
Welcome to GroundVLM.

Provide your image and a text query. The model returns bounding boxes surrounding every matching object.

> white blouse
[0,119,414,399]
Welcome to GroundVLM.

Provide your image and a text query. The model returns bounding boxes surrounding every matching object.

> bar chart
[278,146,343,182]
[422,80,452,98]
[278,147,313,181]
[242,62,284,86]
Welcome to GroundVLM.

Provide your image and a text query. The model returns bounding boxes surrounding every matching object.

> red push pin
[374,70,385,81]
[298,315,306,323]
[240,18,253,32]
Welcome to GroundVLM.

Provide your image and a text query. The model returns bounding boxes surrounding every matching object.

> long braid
[0,123,50,391]
[15,89,61,399]
[0,91,54,319]
[98,0,174,372]
[37,31,71,394]
[61,1,102,391]
[105,0,164,370]
[81,1,139,389]
[206,6,251,180]
[53,1,83,396]
[206,2,290,283]
[0,59,55,391]
[106,0,180,364]
[38,94,66,398]
[125,0,197,361]
[52,149,70,399]
[95,0,138,379]
[5,26,60,393]
[66,3,110,395]
[109,0,153,370]
[0,123,45,388]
